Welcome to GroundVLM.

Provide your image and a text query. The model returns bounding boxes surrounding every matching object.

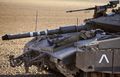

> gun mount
[1,1,120,77]
[67,0,119,18]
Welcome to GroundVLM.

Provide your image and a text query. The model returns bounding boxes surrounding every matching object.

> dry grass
[0,0,102,75]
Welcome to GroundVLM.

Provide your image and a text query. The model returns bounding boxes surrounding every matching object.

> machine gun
[66,0,119,18]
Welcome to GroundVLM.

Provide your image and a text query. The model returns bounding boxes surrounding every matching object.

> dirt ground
[0,0,103,76]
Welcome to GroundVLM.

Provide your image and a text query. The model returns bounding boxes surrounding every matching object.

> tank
[1,0,120,77]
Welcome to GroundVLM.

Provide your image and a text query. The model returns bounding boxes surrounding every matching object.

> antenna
[76,18,79,51]
[35,10,38,31]
[77,18,79,27]
[35,10,38,40]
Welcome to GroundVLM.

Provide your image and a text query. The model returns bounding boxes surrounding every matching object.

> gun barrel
[66,7,95,13]
[2,25,86,40]
[2,31,45,40]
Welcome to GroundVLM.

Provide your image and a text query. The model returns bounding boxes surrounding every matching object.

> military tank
[1,0,120,77]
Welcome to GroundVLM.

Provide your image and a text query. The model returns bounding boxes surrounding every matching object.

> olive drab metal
[1,0,120,77]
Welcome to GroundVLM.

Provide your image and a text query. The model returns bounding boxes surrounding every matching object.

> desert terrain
[0,0,105,76]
